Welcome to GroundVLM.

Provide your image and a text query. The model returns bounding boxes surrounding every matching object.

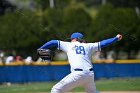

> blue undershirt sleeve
[100,37,118,48]
[39,40,59,49]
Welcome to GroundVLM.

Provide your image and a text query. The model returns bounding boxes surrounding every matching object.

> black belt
[74,68,93,71]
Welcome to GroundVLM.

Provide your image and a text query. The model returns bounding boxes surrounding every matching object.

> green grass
[96,78,140,91]
[0,78,140,93]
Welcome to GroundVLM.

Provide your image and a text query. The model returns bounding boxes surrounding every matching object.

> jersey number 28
[75,45,86,55]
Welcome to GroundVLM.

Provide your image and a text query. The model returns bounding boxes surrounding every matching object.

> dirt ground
[100,91,140,93]
[66,92,140,93]
[34,91,140,93]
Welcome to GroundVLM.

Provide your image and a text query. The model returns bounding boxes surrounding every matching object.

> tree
[108,0,140,8]
[41,3,92,41]
[62,4,92,40]
[89,4,139,51]
[0,10,42,53]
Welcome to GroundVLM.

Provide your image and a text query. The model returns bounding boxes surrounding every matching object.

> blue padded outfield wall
[0,63,140,83]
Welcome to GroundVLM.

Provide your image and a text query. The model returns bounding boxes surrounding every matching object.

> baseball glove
[37,49,53,61]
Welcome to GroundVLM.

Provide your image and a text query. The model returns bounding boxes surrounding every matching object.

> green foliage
[41,4,92,40]
[55,0,71,8]
[90,4,114,41]
[0,3,139,56]
[42,8,64,40]
[35,0,50,10]
[63,4,92,38]
[0,10,42,50]
[90,4,139,51]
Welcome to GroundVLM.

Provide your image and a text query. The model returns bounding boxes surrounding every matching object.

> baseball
[116,34,122,41]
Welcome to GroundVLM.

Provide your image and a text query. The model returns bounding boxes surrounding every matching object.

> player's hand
[116,34,122,41]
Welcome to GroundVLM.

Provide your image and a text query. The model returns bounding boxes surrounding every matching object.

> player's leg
[83,73,96,93]
[51,72,83,93]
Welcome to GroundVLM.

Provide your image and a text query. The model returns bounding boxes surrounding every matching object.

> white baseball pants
[51,71,96,93]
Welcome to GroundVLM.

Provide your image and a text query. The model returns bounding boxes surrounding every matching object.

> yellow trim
[0,62,3,66]
[32,61,69,65]
[0,60,140,66]
[92,60,140,64]
[93,59,114,63]
[0,62,25,66]
[116,60,140,63]
[51,61,69,65]
[32,62,50,65]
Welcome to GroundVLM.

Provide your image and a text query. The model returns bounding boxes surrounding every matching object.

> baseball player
[37,32,122,93]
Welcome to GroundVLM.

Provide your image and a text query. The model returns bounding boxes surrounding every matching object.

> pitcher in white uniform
[38,32,122,93]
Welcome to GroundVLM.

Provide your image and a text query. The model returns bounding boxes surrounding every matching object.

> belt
[74,68,93,71]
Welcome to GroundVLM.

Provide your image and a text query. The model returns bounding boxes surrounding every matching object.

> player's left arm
[38,40,59,49]
[100,34,122,48]
[38,40,69,52]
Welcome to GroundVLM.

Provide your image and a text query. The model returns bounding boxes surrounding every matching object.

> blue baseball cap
[70,32,84,39]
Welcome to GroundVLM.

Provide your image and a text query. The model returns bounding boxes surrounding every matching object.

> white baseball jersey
[58,41,101,72]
